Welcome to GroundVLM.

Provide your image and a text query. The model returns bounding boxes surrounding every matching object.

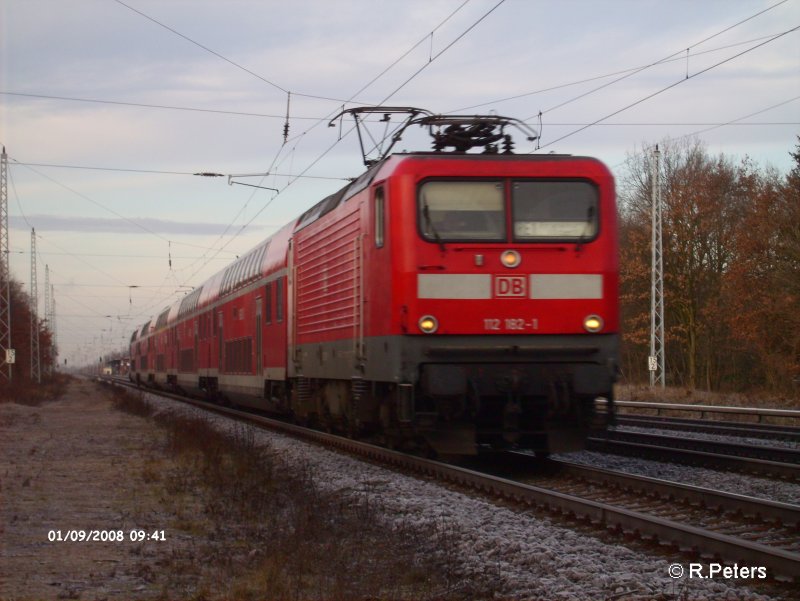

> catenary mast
[649,146,665,388]
[0,147,11,381]
[30,229,41,382]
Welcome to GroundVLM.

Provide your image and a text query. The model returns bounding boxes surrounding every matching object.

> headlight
[501,250,521,268]
[418,315,438,334]
[583,314,603,333]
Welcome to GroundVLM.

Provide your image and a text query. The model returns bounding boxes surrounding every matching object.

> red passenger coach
[130,110,619,457]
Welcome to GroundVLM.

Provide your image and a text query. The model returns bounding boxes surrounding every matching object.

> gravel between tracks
[138,390,791,601]
[555,450,800,505]
[0,380,792,600]
[614,424,800,450]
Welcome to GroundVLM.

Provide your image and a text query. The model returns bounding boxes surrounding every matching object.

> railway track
[588,430,800,480]
[510,456,800,563]
[100,377,800,582]
[616,414,800,442]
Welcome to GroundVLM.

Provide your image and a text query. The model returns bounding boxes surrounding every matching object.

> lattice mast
[50,284,57,368]
[0,147,11,381]
[649,146,666,388]
[30,229,41,383]
[44,265,53,374]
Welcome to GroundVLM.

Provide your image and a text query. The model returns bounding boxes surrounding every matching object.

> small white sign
[647,355,657,371]
[5,349,16,364]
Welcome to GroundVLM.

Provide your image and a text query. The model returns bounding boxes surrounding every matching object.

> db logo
[494,276,527,298]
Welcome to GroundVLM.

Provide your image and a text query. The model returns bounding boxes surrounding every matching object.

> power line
[52,282,190,288]
[37,236,130,288]
[680,95,800,138]
[113,0,288,94]
[0,91,304,119]
[6,155,240,254]
[112,0,375,106]
[139,0,499,315]
[379,0,507,104]
[536,25,800,151]
[3,25,783,127]
[606,95,800,172]
[346,0,471,102]
[526,0,792,123]
[7,159,349,180]
[175,1,483,286]
[11,249,235,260]
[447,31,789,114]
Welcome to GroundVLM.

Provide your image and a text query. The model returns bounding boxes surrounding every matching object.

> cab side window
[375,187,385,248]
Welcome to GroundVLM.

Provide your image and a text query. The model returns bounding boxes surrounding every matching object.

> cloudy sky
[1,0,799,367]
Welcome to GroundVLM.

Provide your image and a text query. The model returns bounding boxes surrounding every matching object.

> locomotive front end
[393,155,618,456]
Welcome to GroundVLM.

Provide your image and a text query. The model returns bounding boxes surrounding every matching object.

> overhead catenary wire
[172,0,486,289]
[120,0,495,326]
[227,0,509,238]
[606,94,800,173]
[679,95,800,138]
[0,91,312,119]
[6,153,233,332]
[112,0,379,106]
[535,24,800,151]
[5,160,349,180]
[446,31,791,114]
[6,156,240,255]
[112,0,288,95]
[2,23,788,128]
[526,0,791,122]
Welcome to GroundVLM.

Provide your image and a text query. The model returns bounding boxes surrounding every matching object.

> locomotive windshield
[417,179,599,244]
[512,181,598,241]
[418,181,505,242]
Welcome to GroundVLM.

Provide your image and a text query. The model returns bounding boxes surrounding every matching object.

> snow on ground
[138,391,788,601]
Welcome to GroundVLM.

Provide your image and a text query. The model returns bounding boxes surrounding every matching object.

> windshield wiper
[421,196,446,253]
[575,204,595,252]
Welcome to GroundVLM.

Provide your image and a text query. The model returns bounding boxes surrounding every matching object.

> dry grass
[0,372,72,405]
[106,381,154,417]
[111,386,487,600]
[615,383,800,427]
[616,382,800,409]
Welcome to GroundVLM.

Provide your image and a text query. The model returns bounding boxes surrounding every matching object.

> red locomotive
[130,110,618,456]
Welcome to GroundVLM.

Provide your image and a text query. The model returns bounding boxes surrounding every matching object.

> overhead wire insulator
[283,92,291,143]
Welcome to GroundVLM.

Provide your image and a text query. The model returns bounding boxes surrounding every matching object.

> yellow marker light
[583,314,603,333]
[418,315,439,334]
[501,250,521,268]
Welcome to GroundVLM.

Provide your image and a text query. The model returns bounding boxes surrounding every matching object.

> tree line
[0,278,57,397]
[617,137,799,395]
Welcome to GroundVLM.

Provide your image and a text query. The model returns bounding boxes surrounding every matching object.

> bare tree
[617,138,799,394]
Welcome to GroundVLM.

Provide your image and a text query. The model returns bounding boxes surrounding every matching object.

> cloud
[10,214,267,236]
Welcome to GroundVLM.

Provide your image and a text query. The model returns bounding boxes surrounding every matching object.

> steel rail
[544,457,800,528]
[587,437,800,480]
[616,400,800,423]
[100,377,800,581]
[615,414,800,442]
[600,429,800,465]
